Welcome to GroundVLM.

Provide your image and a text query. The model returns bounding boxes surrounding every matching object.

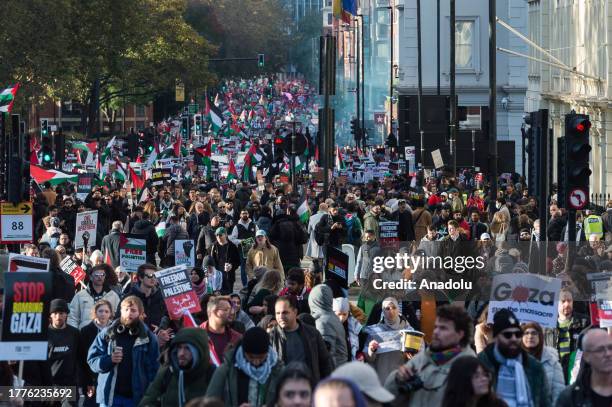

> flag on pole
[30,165,78,185]
[335,146,345,170]
[297,199,310,224]
[129,165,144,191]
[227,158,238,181]
[182,309,197,328]
[0,83,20,113]
[114,158,127,181]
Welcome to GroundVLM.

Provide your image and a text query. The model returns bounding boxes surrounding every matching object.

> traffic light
[40,119,48,137]
[181,116,189,138]
[127,130,138,160]
[274,134,285,163]
[40,119,53,167]
[257,54,265,68]
[54,128,65,163]
[562,113,591,209]
[194,114,203,136]
[386,133,397,148]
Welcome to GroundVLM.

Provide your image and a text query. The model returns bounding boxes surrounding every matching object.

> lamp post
[382,0,394,140]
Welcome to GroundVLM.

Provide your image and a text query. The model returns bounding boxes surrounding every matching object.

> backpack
[314,215,331,246]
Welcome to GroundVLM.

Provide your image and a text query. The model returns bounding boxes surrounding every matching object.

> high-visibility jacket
[583,214,603,240]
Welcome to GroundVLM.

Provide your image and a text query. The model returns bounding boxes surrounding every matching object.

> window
[377,43,389,59]
[136,121,145,130]
[135,105,146,117]
[455,21,474,69]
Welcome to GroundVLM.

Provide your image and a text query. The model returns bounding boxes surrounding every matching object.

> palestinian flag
[30,164,78,185]
[297,199,310,224]
[195,139,212,180]
[100,136,117,167]
[0,83,20,113]
[114,158,127,182]
[336,146,345,170]
[208,104,223,132]
[173,134,182,157]
[129,165,144,191]
[227,158,238,181]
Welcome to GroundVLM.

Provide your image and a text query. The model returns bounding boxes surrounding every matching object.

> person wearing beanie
[47,298,83,392]
[140,328,216,407]
[477,308,550,407]
[206,326,284,406]
[332,297,363,361]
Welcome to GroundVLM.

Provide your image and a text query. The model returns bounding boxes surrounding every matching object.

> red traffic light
[274,137,284,145]
[573,119,591,133]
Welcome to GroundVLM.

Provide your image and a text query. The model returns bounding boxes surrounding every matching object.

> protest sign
[379,221,399,248]
[119,233,147,273]
[59,256,87,286]
[431,149,444,169]
[175,240,195,268]
[75,210,98,250]
[76,173,95,201]
[487,273,562,328]
[594,278,612,328]
[151,168,171,186]
[155,264,201,319]
[0,272,52,360]
[8,254,49,273]
[325,246,349,289]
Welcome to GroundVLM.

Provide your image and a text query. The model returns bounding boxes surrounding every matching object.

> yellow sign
[1,202,33,215]
[175,82,185,102]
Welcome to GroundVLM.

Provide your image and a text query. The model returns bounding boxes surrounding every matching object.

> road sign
[188,103,199,114]
[568,188,588,210]
[0,201,33,244]
[374,112,386,125]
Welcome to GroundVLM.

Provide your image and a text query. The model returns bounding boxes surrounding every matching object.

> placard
[151,168,172,186]
[75,210,98,250]
[8,254,49,273]
[155,264,202,319]
[379,220,399,247]
[431,149,444,169]
[0,201,33,244]
[325,246,349,289]
[487,273,562,328]
[0,272,52,360]
[76,173,95,201]
[59,256,87,286]
[175,240,195,268]
[119,233,147,273]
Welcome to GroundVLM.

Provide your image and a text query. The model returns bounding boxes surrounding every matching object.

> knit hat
[215,227,226,235]
[492,308,520,337]
[333,297,350,313]
[50,298,69,314]
[242,327,270,355]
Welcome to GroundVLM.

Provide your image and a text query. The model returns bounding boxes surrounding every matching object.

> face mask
[496,202,502,209]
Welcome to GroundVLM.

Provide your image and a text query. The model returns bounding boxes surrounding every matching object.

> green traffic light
[43,153,52,162]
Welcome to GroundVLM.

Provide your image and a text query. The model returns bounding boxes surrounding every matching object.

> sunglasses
[92,273,105,278]
[501,330,523,339]
[144,273,156,279]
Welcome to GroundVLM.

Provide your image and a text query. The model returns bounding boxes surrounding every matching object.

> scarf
[381,297,403,330]
[429,345,462,365]
[493,345,532,407]
[192,278,207,297]
[234,346,278,385]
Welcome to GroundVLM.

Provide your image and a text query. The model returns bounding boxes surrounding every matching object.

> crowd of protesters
[1,75,612,407]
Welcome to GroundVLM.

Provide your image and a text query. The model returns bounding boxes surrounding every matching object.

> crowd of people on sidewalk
[2,75,612,407]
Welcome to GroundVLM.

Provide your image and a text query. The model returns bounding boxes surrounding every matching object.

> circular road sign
[568,188,588,210]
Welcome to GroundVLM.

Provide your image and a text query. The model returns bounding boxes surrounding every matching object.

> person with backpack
[314,203,346,253]
[139,328,216,407]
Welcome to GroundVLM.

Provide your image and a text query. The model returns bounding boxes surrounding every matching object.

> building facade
[526,0,611,197]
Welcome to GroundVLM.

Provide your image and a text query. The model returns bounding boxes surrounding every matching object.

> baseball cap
[256,229,267,237]
[215,227,226,235]
[332,362,394,403]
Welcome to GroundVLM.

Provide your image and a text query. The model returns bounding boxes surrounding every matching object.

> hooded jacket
[139,328,216,407]
[125,282,167,328]
[68,282,121,329]
[307,284,348,368]
[131,219,159,265]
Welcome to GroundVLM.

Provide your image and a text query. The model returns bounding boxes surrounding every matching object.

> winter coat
[384,346,475,407]
[307,284,348,368]
[87,319,160,406]
[539,346,565,405]
[412,208,432,242]
[124,283,167,329]
[164,223,190,257]
[478,344,551,407]
[363,318,412,383]
[269,215,307,268]
[52,269,76,303]
[306,211,327,258]
[187,212,210,241]
[139,328,216,407]
[100,229,122,269]
[245,244,284,281]
[205,345,284,406]
[196,225,217,258]
[256,216,273,234]
[555,366,602,407]
[269,321,332,383]
[68,284,121,329]
[363,211,380,239]
[354,240,382,281]
[131,219,159,265]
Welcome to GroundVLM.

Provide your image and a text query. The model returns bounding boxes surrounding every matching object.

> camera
[397,375,424,393]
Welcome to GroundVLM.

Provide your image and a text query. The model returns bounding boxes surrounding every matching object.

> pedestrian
[101,220,123,269]
[312,377,367,407]
[161,215,190,267]
[478,309,550,407]
[246,230,284,282]
[199,296,242,366]
[268,363,314,407]
[209,226,241,294]
[68,264,121,329]
[229,209,257,287]
[206,327,284,406]
[88,296,160,407]
[441,356,508,407]
[332,361,395,406]
[124,263,167,329]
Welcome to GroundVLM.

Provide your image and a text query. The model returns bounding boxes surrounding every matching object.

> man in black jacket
[395,200,416,242]
[210,227,241,294]
[196,215,221,265]
[315,203,346,252]
[270,296,332,383]
[124,263,167,329]
[131,211,159,265]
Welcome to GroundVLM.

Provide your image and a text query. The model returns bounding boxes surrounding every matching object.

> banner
[325,246,349,289]
[379,220,399,248]
[75,210,98,250]
[0,272,52,360]
[119,233,147,273]
[76,173,95,201]
[59,256,87,286]
[155,264,201,319]
[175,240,195,268]
[487,273,562,328]
[8,254,49,273]
[594,278,612,328]
[151,168,172,186]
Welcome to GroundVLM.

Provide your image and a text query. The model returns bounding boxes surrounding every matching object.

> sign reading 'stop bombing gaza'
[487,273,562,328]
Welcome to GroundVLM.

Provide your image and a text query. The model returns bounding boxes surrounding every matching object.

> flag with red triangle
[129,165,144,191]
[227,158,238,181]
[182,309,197,328]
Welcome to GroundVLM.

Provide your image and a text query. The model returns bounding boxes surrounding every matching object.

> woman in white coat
[521,322,566,405]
